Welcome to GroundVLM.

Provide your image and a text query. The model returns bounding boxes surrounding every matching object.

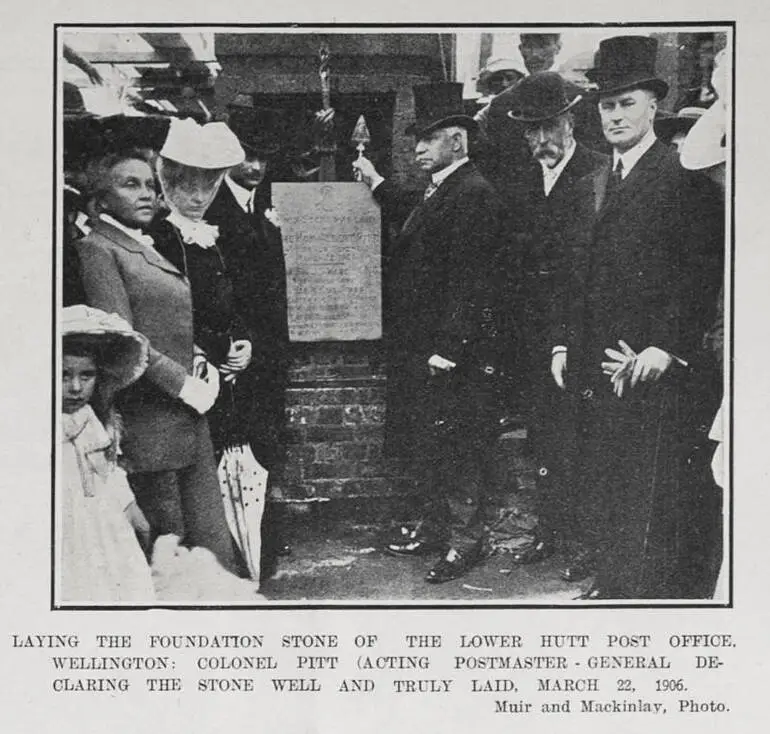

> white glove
[352,156,384,190]
[178,366,220,414]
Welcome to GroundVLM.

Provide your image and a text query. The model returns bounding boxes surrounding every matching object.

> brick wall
[273,343,414,518]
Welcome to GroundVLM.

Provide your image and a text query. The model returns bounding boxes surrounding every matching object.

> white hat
[680,48,729,171]
[62,305,149,390]
[159,118,245,169]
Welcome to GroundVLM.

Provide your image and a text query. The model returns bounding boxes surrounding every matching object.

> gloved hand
[178,364,220,414]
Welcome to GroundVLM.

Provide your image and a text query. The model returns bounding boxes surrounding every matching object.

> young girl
[60,305,155,603]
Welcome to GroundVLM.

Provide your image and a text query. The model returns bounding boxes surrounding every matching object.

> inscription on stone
[273,183,382,341]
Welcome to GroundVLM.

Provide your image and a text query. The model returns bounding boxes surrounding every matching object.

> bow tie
[166,211,220,249]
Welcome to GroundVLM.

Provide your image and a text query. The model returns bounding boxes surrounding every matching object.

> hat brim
[506,94,584,124]
[62,307,150,391]
[406,114,478,139]
[63,331,149,391]
[680,103,727,171]
[654,115,699,141]
[590,77,669,101]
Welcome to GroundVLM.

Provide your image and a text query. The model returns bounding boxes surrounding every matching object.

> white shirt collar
[431,156,469,186]
[540,138,577,196]
[99,213,154,247]
[225,174,255,213]
[613,127,657,178]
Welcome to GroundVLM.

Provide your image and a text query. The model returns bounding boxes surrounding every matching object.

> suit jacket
[204,185,290,467]
[75,218,205,472]
[505,143,608,356]
[374,162,504,452]
[560,139,724,387]
[556,141,725,598]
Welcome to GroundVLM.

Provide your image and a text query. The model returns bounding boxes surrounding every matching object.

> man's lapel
[400,163,472,238]
[92,219,183,277]
[595,140,669,221]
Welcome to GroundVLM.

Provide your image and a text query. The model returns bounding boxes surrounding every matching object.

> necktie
[610,158,624,191]
[246,194,254,215]
[423,182,439,200]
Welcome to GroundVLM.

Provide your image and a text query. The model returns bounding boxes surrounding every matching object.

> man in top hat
[204,104,292,575]
[550,36,724,598]
[354,83,504,584]
[495,72,607,574]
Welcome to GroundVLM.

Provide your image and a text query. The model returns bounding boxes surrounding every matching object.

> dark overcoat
[204,185,290,469]
[557,140,725,597]
[75,218,208,472]
[374,162,505,459]
[497,143,608,540]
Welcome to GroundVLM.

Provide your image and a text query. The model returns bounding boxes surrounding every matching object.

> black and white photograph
[55,24,733,607]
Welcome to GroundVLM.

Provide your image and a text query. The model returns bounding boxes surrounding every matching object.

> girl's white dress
[60,405,155,603]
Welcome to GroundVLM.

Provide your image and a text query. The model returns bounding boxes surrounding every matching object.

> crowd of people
[62,107,289,602]
[60,32,728,602]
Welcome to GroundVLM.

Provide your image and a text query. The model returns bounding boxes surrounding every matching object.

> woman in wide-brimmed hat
[60,305,155,603]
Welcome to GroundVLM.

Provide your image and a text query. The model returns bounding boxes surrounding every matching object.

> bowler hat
[228,99,285,158]
[586,36,669,100]
[506,72,583,123]
[406,83,477,139]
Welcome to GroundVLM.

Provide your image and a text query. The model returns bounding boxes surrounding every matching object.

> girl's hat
[159,117,245,169]
[62,305,149,390]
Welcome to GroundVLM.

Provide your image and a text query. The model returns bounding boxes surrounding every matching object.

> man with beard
[496,73,607,578]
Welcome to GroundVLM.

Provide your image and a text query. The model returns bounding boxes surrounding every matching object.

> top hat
[505,72,583,124]
[586,36,669,100]
[62,305,149,391]
[227,99,286,158]
[406,83,477,139]
[159,118,245,169]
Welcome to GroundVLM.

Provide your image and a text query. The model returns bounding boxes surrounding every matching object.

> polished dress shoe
[561,549,597,582]
[511,533,556,565]
[276,543,292,557]
[425,548,479,584]
[386,526,443,557]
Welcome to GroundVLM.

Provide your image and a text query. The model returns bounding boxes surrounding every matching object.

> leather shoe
[511,533,556,565]
[561,549,597,582]
[276,543,292,557]
[386,526,443,557]
[425,548,479,584]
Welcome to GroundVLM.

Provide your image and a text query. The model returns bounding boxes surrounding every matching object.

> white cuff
[178,371,220,414]
[370,175,385,192]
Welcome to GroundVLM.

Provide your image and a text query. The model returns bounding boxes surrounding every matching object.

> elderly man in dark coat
[494,73,608,574]
[204,107,291,573]
[551,37,724,599]
[354,83,505,584]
